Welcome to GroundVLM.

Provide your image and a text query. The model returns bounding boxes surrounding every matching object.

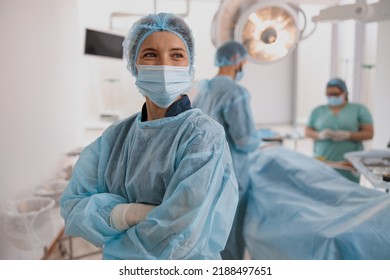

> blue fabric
[193,76,260,259]
[215,41,247,67]
[135,65,193,108]
[60,108,239,259]
[327,96,344,107]
[245,146,390,259]
[327,77,348,93]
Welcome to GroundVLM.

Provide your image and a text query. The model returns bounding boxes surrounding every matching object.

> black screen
[84,29,124,59]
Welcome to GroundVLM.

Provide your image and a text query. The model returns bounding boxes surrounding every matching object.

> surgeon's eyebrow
[139,47,158,53]
[170,47,186,52]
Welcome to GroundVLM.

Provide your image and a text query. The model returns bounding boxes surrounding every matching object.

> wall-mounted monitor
[84,29,124,59]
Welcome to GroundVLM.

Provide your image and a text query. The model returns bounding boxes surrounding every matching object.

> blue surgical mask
[327,96,344,107]
[135,65,193,108]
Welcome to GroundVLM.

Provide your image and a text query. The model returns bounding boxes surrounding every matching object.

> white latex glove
[110,203,156,231]
[331,130,351,142]
[318,129,334,140]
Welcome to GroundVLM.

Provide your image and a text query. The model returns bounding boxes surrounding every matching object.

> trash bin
[34,178,68,206]
[3,197,55,251]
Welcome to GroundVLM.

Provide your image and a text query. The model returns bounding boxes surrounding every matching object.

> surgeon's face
[326,86,346,100]
[137,31,189,67]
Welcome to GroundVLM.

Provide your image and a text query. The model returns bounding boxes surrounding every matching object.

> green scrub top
[307,102,373,182]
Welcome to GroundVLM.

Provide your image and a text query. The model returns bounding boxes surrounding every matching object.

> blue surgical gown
[60,108,239,259]
[193,76,260,259]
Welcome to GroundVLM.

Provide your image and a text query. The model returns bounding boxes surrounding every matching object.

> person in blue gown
[193,40,260,259]
[60,13,239,260]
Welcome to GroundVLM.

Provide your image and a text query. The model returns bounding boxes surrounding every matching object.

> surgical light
[212,0,308,64]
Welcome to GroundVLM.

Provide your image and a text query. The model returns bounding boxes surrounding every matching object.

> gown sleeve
[103,125,239,259]
[60,136,128,247]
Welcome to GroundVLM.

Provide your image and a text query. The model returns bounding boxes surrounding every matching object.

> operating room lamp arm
[313,0,390,23]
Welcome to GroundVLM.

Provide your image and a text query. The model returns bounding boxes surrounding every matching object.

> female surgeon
[60,13,238,260]
[305,77,374,182]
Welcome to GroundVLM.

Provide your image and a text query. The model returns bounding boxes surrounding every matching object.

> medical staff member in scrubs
[305,77,374,182]
[193,41,260,260]
[60,13,239,260]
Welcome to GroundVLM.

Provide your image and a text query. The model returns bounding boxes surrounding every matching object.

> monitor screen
[84,29,124,59]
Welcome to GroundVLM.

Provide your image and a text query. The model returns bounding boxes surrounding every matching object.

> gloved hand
[318,129,334,140]
[110,203,156,231]
[331,130,351,142]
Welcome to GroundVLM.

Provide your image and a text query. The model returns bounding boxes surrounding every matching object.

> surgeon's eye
[170,48,187,61]
[172,53,184,59]
[143,52,157,58]
[326,91,344,97]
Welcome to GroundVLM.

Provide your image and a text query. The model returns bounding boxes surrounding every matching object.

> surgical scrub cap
[215,40,247,67]
[123,13,195,76]
[327,77,348,94]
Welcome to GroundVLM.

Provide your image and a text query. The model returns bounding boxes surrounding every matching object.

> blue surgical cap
[327,77,348,94]
[123,13,195,76]
[215,40,247,67]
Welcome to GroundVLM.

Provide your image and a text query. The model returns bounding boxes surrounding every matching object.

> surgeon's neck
[144,98,167,121]
[145,96,185,121]
[217,66,236,79]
